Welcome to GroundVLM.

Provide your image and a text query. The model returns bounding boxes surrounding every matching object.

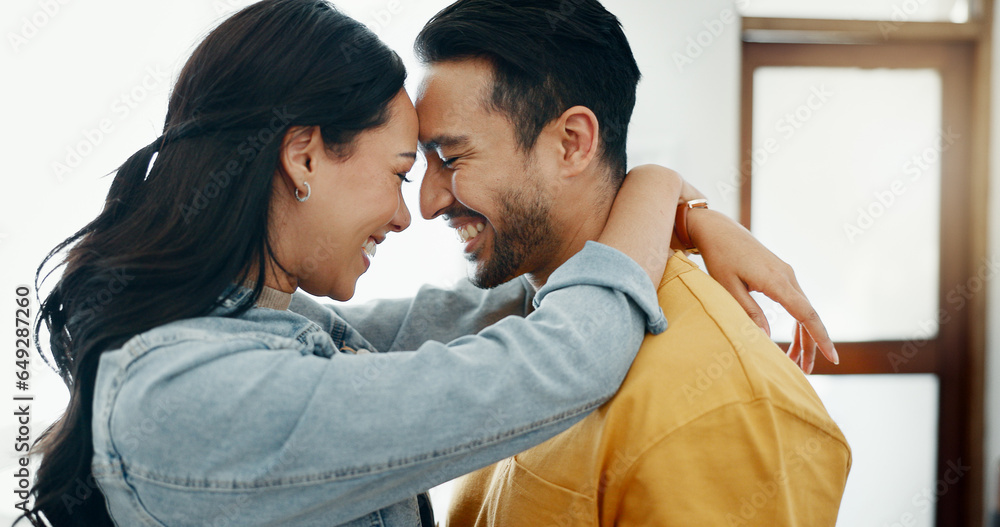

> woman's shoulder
[131,311,310,354]
[89,310,340,498]
[96,308,336,388]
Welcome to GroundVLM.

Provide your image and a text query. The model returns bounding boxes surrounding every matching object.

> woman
[21,1,831,525]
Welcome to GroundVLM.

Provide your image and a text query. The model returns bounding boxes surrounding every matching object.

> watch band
[675,199,709,253]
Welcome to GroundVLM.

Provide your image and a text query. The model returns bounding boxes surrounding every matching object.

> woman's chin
[299,279,357,302]
[327,286,356,302]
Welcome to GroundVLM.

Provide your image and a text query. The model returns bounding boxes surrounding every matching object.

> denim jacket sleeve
[319,275,535,354]
[312,244,667,353]
[92,242,667,526]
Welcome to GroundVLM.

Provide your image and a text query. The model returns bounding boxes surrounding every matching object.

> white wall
[0,0,740,523]
[9,0,976,525]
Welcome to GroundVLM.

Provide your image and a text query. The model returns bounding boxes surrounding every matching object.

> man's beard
[470,186,558,289]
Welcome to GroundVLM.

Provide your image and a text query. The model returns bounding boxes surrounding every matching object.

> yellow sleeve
[612,400,851,527]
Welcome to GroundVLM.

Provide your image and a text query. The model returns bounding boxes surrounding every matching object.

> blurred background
[1,0,998,525]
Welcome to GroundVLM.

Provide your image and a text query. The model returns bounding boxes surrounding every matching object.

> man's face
[416,59,560,288]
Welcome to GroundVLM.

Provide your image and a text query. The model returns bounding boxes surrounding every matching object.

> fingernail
[831,346,840,365]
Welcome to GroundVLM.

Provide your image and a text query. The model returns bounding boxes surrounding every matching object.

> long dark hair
[18,1,405,525]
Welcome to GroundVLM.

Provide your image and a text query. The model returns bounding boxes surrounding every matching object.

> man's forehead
[417,60,493,115]
[416,66,491,147]
[419,58,493,92]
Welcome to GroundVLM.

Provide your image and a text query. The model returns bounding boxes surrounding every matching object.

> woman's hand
[687,208,838,374]
[598,165,682,286]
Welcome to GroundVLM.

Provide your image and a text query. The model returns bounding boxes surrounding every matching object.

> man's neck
[524,186,615,291]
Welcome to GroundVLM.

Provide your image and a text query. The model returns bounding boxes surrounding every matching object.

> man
[411,0,851,524]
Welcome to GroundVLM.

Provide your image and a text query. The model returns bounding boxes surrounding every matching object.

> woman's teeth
[458,223,486,243]
[363,239,377,258]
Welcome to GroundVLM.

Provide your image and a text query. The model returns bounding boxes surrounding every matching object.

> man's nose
[419,164,455,220]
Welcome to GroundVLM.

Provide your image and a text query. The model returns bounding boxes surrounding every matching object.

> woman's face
[275,90,418,300]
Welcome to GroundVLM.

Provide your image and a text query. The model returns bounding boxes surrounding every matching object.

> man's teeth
[363,239,377,258]
[458,223,486,243]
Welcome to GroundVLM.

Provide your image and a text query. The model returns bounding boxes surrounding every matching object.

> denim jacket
[91,242,667,526]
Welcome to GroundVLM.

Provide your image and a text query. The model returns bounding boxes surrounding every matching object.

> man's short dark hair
[415,0,641,184]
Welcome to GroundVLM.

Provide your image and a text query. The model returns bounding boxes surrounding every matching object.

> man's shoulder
[448,255,850,526]
[604,252,842,448]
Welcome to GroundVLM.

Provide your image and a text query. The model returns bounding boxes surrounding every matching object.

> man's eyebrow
[419,135,470,153]
[398,152,417,160]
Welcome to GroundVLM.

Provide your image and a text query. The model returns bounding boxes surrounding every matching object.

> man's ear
[555,105,600,177]
[278,126,323,196]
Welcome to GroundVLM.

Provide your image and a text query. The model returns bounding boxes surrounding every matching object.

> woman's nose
[389,193,411,232]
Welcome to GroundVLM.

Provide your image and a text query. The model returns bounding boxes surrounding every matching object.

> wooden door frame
[739,23,990,527]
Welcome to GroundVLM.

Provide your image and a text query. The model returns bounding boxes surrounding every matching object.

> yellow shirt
[448,252,851,527]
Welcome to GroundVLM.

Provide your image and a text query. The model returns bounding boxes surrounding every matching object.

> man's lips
[443,206,486,228]
[444,209,488,244]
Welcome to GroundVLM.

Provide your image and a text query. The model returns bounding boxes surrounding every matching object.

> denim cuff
[534,241,668,334]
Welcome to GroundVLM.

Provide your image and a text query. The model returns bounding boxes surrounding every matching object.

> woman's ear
[278,126,322,195]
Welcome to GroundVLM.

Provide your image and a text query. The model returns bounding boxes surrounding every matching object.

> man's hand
[687,208,838,374]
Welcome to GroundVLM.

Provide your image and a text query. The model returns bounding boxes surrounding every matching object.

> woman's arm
[311,277,534,354]
[598,165,682,286]
[685,208,836,373]
[102,174,691,524]
[662,171,837,373]
[104,243,667,525]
